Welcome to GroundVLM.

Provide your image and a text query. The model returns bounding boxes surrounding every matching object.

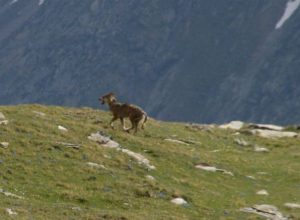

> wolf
[99,92,148,133]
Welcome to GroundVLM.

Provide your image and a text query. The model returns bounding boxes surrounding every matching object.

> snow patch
[275,0,300,29]
[10,0,19,5]
[38,0,45,5]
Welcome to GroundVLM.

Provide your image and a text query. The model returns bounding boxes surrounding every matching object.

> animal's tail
[141,112,148,129]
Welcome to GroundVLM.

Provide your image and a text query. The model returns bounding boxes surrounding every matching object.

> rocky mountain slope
[0,105,300,219]
[0,0,300,124]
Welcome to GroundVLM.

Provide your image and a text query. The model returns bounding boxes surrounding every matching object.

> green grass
[0,104,299,219]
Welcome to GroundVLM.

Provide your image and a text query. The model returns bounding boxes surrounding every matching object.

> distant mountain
[1,0,300,124]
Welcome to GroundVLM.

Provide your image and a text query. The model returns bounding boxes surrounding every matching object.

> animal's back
[122,104,145,118]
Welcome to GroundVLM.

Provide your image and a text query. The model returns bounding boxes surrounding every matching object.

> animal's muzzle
[99,98,105,105]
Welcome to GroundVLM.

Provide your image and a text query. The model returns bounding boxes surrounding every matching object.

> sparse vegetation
[0,105,299,219]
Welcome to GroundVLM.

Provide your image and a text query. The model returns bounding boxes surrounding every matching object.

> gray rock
[88,132,119,148]
[32,111,46,117]
[248,124,284,131]
[58,125,68,132]
[195,163,233,176]
[219,121,244,130]
[240,204,288,220]
[284,203,300,209]
[250,129,298,138]
[234,138,250,146]
[88,132,155,170]
[0,189,24,199]
[171,198,188,205]
[0,142,9,148]
[146,175,155,181]
[256,189,269,196]
[120,148,156,170]
[164,138,190,145]
[6,208,17,216]
[55,142,81,149]
[86,162,106,169]
[0,120,9,125]
[0,112,5,120]
[71,206,81,211]
[254,145,270,152]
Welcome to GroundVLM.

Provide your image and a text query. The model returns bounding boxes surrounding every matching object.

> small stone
[0,142,9,148]
[254,145,270,152]
[257,171,268,175]
[121,148,156,170]
[58,125,68,132]
[256,189,269,196]
[146,175,155,181]
[86,162,106,169]
[0,120,9,125]
[71,206,81,211]
[103,154,111,159]
[234,138,250,146]
[246,175,256,180]
[195,163,233,176]
[171,197,188,205]
[88,132,119,148]
[0,112,5,120]
[284,203,300,209]
[6,208,17,215]
[195,163,218,172]
[55,142,80,149]
[0,189,24,199]
[164,138,190,145]
[32,111,46,117]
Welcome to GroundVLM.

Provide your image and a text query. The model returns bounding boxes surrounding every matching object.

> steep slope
[0,105,300,219]
[0,0,300,124]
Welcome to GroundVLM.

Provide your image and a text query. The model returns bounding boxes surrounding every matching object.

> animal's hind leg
[133,120,140,134]
[134,124,138,134]
[141,116,145,129]
[125,118,135,133]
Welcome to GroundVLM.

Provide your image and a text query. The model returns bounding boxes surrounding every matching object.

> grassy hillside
[0,105,299,219]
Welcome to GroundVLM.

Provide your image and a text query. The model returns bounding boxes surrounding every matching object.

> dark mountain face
[0,0,299,124]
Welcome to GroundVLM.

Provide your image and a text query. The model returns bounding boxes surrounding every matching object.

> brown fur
[99,92,148,133]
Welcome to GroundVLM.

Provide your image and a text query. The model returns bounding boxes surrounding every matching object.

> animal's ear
[111,96,117,102]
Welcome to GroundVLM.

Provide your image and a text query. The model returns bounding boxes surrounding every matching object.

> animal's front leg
[110,116,118,129]
[120,118,128,131]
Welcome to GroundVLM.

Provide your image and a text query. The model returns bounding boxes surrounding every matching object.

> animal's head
[99,92,117,105]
